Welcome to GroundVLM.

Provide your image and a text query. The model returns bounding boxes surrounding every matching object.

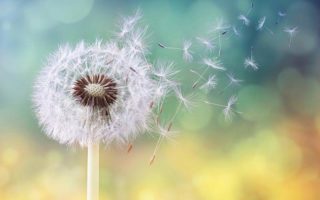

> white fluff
[33,14,176,147]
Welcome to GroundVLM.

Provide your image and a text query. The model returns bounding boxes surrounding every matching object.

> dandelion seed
[127,144,133,153]
[196,37,215,51]
[182,40,193,62]
[158,43,166,48]
[220,73,243,93]
[203,96,240,121]
[149,154,156,165]
[238,14,250,26]
[129,67,138,73]
[244,48,259,70]
[219,73,243,94]
[244,57,259,70]
[127,26,149,54]
[203,58,226,71]
[210,19,230,56]
[246,1,254,15]
[223,95,238,120]
[167,122,173,132]
[190,69,206,89]
[153,62,180,88]
[257,16,266,30]
[192,82,199,89]
[284,27,298,48]
[117,10,142,38]
[233,26,241,36]
[213,18,230,32]
[266,27,274,35]
[153,62,179,79]
[174,88,194,110]
[278,11,286,17]
[227,73,243,86]
[211,19,230,57]
[149,122,173,165]
[190,69,206,81]
[200,75,217,92]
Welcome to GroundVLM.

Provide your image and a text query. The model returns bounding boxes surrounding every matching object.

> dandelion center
[85,84,105,97]
[72,74,118,108]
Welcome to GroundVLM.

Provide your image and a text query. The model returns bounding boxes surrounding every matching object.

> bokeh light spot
[44,0,94,24]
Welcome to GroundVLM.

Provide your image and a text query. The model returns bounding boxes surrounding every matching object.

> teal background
[1,0,320,199]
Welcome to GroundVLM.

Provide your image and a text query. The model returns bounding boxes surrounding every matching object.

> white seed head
[32,15,174,147]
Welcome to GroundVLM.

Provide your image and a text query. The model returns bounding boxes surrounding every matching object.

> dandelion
[182,40,193,62]
[257,16,266,31]
[34,42,162,147]
[238,14,250,26]
[284,26,298,48]
[33,13,181,200]
[203,58,226,71]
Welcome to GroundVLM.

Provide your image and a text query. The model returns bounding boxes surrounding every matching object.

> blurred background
[1,0,320,199]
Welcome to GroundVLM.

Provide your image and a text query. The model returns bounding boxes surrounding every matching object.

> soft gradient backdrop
[1,0,320,199]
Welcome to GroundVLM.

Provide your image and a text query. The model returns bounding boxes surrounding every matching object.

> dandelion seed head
[33,15,173,147]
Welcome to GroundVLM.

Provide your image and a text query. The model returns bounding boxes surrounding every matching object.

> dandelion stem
[87,142,99,200]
